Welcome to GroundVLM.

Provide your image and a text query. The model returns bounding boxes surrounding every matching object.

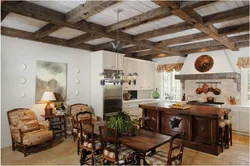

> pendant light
[99,9,138,86]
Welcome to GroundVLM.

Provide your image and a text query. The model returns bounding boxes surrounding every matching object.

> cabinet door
[103,53,116,69]
[147,63,156,90]
[240,107,249,133]
[144,109,159,132]
[117,55,124,70]
[125,59,138,90]
[192,116,217,144]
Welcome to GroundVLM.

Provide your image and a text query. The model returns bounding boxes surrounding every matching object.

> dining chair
[145,132,186,165]
[139,116,157,132]
[139,116,157,159]
[76,111,92,155]
[79,121,102,165]
[99,126,134,165]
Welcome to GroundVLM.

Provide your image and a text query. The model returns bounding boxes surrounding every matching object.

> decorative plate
[194,55,214,72]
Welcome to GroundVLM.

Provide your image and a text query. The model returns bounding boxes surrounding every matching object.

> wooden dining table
[90,121,171,165]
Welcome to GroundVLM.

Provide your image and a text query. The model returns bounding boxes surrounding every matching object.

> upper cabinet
[123,57,156,90]
[103,51,124,70]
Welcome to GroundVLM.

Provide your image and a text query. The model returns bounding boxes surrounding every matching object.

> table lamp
[41,91,56,116]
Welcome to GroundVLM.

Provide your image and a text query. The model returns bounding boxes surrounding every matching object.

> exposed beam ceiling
[135,34,250,57]
[65,1,120,24]
[134,22,193,41]
[34,24,63,38]
[1,11,9,22]
[203,6,249,25]
[2,1,176,54]
[218,23,249,36]
[105,7,172,32]
[153,1,237,51]
[69,33,102,46]
[1,27,94,51]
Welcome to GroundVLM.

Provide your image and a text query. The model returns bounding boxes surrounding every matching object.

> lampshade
[41,91,56,102]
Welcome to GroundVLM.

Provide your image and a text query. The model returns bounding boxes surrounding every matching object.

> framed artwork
[35,60,67,103]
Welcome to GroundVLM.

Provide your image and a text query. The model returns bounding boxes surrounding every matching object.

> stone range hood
[175,72,241,91]
[175,50,241,92]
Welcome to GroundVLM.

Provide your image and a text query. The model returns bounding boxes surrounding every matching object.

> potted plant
[106,112,138,136]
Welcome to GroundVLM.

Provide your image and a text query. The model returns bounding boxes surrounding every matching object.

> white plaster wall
[1,36,92,147]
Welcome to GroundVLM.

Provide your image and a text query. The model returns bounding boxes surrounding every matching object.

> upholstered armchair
[69,103,98,141]
[7,108,53,157]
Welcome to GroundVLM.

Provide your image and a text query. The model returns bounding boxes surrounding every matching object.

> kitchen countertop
[139,101,231,118]
[123,98,156,103]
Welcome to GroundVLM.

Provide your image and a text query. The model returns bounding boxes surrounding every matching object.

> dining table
[87,121,172,165]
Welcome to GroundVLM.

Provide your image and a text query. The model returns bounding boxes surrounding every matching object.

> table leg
[59,116,62,136]
[63,115,67,138]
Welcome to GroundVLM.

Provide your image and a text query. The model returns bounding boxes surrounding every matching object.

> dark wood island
[139,102,231,155]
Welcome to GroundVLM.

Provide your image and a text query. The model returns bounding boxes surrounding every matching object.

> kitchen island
[139,102,231,155]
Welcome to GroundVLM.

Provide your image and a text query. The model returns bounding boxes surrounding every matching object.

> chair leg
[221,128,224,153]
[77,138,80,155]
[91,153,95,165]
[24,145,27,157]
[12,140,15,151]
[225,125,229,149]
[50,139,53,148]
[230,125,232,146]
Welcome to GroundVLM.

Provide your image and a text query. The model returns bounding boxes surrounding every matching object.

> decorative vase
[152,88,160,99]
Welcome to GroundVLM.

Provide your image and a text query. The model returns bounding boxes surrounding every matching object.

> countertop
[139,102,231,118]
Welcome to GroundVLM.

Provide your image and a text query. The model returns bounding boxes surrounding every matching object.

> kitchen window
[161,70,181,100]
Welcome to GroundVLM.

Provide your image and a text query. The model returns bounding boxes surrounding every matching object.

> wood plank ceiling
[1,0,250,60]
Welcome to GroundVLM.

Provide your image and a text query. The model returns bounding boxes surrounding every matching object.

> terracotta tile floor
[1,133,249,165]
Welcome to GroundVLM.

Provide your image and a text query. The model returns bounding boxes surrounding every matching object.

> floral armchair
[69,103,98,141]
[7,108,53,157]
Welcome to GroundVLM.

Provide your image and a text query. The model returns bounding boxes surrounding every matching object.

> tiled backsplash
[183,79,240,105]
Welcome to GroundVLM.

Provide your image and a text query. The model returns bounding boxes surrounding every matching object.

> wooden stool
[224,120,232,149]
[219,120,226,153]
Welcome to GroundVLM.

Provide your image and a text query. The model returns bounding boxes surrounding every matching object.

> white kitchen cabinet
[123,57,156,90]
[224,105,249,135]
[103,51,124,70]
[240,107,249,133]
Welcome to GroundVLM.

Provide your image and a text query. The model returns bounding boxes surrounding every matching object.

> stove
[186,101,224,108]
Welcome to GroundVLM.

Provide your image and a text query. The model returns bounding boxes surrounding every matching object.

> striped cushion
[224,120,231,125]
[146,151,180,165]
[103,144,133,160]
[82,140,102,150]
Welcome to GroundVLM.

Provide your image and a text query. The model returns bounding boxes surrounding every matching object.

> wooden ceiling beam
[106,1,217,33]
[153,1,237,51]
[180,1,219,10]
[155,23,249,47]
[218,23,249,36]
[105,7,172,32]
[203,6,249,25]
[65,0,120,24]
[134,22,194,41]
[34,24,63,38]
[145,41,250,60]
[1,27,94,51]
[3,1,175,54]
[170,34,249,51]
[69,33,102,46]
[1,10,9,22]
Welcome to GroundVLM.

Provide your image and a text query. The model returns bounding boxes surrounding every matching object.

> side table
[41,114,67,139]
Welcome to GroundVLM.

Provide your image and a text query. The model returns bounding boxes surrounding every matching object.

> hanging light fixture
[98,9,138,86]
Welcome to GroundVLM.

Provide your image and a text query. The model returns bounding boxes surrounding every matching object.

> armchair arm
[38,120,50,130]
[9,125,22,143]
[69,116,75,133]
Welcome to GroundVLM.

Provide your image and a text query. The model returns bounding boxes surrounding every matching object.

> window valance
[237,57,250,68]
[157,63,183,72]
